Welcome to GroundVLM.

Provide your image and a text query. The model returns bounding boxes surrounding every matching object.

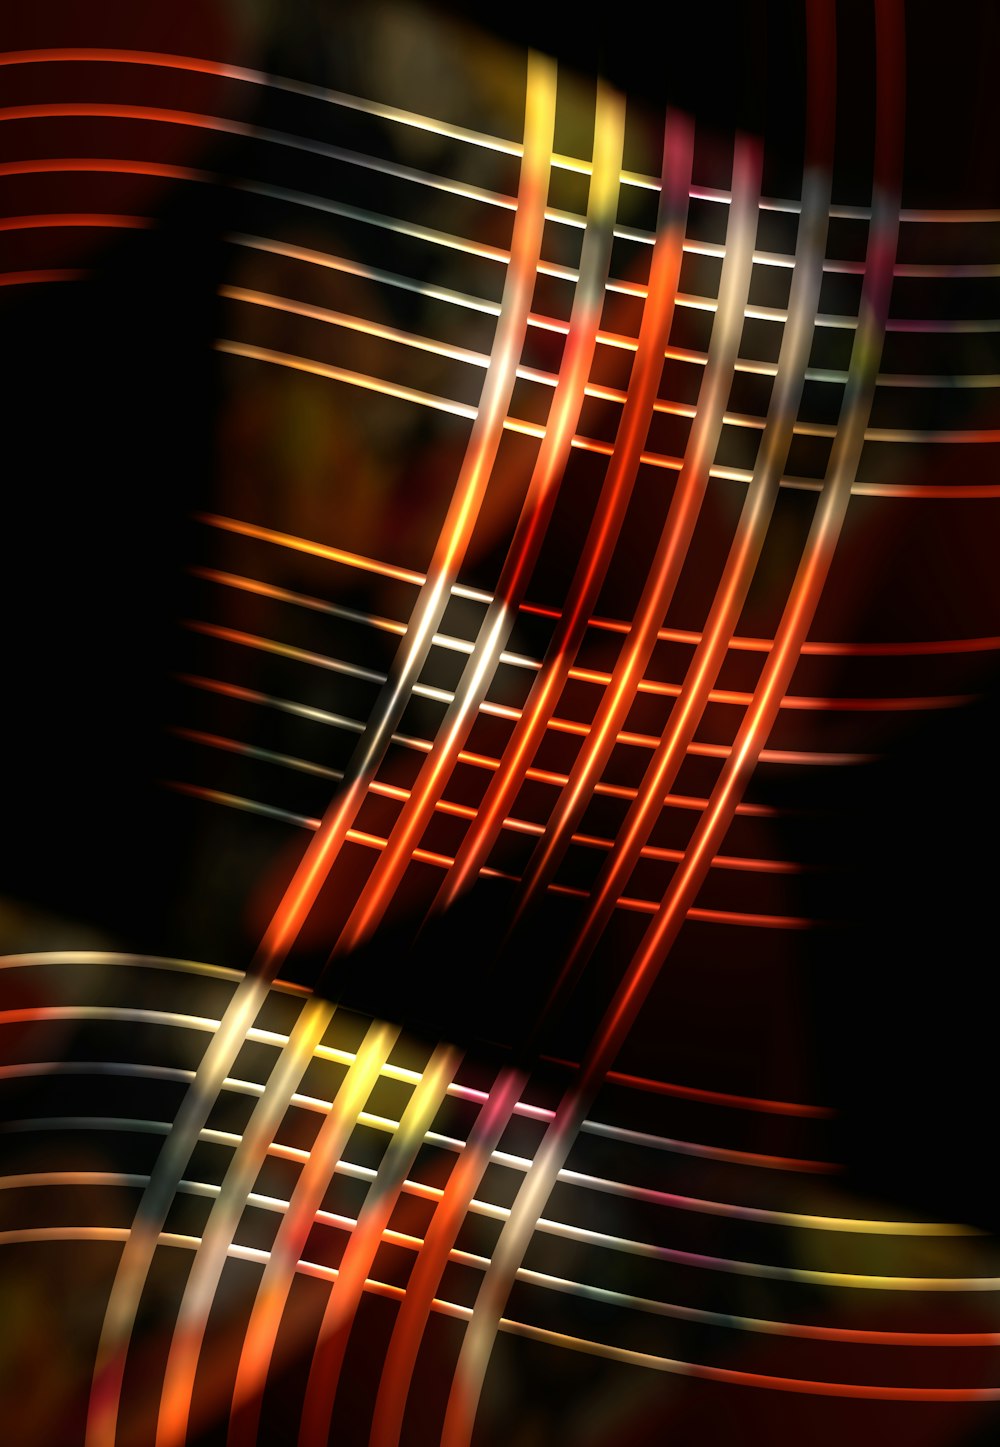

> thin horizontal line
[167,782,818,930]
[194,560,972,716]
[217,337,1000,463]
[197,514,1000,658]
[175,726,801,879]
[1,48,996,232]
[0,1045,820,1173]
[176,627,871,762]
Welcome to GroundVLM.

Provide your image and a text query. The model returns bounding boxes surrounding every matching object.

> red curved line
[0,267,85,286]
[0,212,149,231]
[171,781,815,930]
[0,103,510,215]
[582,0,905,1119]
[506,134,762,944]
[321,89,625,965]
[569,1061,831,1117]
[498,1320,1000,1400]
[430,116,694,920]
[196,516,1000,660]
[177,670,784,818]
[366,1067,527,1447]
[0,156,205,180]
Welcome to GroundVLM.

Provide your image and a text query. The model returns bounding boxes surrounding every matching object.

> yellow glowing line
[195,510,423,584]
[0,1196,990,1291]
[230,1023,399,1430]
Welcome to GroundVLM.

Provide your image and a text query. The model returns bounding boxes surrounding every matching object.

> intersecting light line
[251,53,555,983]
[165,782,813,929]
[592,0,904,1085]
[218,330,1000,451]
[224,1021,398,1447]
[176,621,876,759]
[507,132,762,953]
[0,1039,831,1174]
[431,112,694,932]
[226,284,862,435]
[228,230,1000,391]
[4,1150,988,1295]
[296,1044,462,1447]
[232,281,989,431]
[190,562,973,707]
[546,81,835,1004]
[429,108,692,1447]
[174,726,803,876]
[174,670,795,813]
[368,1066,528,1447]
[321,83,626,967]
[154,998,336,1447]
[85,58,556,1447]
[438,9,898,1445]
[2,47,997,227]
[0,951,830,1118]
[7,1222,1000,1394]
[194,515,1000,658]
[0,1160,973,1240]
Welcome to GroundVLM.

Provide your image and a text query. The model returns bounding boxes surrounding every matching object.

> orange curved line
[432,113,694,922]
[322,86,625,962]
[508,133,762,944]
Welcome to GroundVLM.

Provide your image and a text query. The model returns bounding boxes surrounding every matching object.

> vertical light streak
[85,974,271,1447]
[367,1068,527,1447]
[440,5,905,1444]
[434,110,695,918]
[506,131,762,948]
[154,998,335,1447]
[251,50,556,982]
[85,58,555,1447]
[322,82,625,967]
[542,6,837,1010]
[297,1045,462,1447]
[226,1021,399,1447]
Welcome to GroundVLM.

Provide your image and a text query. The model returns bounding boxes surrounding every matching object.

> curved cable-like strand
[225,1020,399,1447]
[505,128,763,954]
[431,106,694,921]
[537,1,837,1010]
[366,1066,528,1447]
[297,1045,462,1447]
[153,997,336,1447]
[247,50,555,982]
[83,58,555,1447]
[439,4,905,1443]
[320,83,626,968]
